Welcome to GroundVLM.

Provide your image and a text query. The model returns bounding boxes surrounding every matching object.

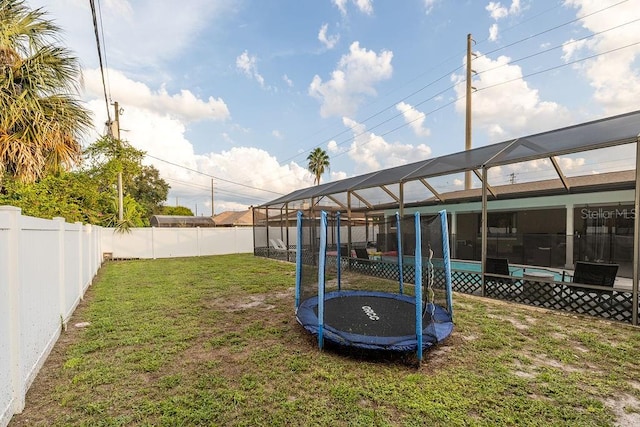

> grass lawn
[9,254,640,426]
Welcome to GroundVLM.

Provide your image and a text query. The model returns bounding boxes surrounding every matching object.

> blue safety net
[295,210,453,360]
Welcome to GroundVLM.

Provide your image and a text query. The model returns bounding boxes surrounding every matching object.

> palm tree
[0,0,92,183]
[307,147,330,185]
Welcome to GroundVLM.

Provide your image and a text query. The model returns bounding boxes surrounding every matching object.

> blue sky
[26,0,640,215]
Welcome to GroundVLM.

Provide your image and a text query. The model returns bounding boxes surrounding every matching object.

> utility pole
[465,33,475,190]
[111,101,124,221]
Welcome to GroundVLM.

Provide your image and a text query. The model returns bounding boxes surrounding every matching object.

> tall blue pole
[414,212,423,362]
[317,211,328,349]
[336,211,341,291]
[396,212,404,294]
[295,211,303,309]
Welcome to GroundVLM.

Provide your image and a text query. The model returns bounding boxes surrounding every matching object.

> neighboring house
[213,209,255,227]
[150,215,215,228]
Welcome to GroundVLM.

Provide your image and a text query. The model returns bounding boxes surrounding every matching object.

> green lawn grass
[10,254,640,426]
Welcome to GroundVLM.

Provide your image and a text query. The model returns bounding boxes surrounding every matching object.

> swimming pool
[451,260,564,280]
[380,256,564,281]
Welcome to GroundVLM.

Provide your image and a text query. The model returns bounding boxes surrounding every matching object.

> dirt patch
[219,287,295,312]
[604,394,640,427]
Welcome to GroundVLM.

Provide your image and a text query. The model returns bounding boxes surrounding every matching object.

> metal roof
[260,110,640,209]
[150,215,215,227]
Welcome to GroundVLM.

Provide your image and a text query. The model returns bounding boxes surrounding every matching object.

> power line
[88,0,111,123]
[328,38,640,161]
[162,175,272,199]
[476,40,640,94]
[95,0,112,103]
[475,17,640,78]
[473,1,565,46]
[144,153,284,196]
[477,0,630,60]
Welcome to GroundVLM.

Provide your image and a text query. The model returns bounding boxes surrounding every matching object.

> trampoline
[297,290,454,352]
[294,210,454,361]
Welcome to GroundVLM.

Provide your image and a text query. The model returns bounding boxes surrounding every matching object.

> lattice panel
[452,271,482,295]
[562,289,633,323]
[257,251,636,324]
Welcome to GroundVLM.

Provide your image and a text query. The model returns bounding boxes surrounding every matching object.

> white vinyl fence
[102,226,254,259]
[0,206,102,427]
[1,206,254,427]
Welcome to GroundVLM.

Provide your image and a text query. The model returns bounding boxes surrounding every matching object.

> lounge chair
[484,257,513,297]
[349,247,374,271]
[275,238,289,250]
[564,261,618,307]
[269,239,286,251]
[354,247,370,260]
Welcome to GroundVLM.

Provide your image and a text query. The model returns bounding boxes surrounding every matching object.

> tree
[0,0,92,183]
[307,147,330,185]
[84,135,171,227]
[0,171,112,224]
[129,165,170,218]
[162,206,194,216]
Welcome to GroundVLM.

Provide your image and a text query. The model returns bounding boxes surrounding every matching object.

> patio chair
[269,239,296,261]
[485,257,511,280]
[354,247,371,260]
[350,247,373,270]
[270,239,287,251]
[564,261,618,306]
[484,257,513,297]
[275,238,289,250]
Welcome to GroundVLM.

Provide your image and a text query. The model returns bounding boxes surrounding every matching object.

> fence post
[1,206,25,413]
[54,217,66,324]
[197,227,201,257]
[76,222,83,299]
[84,224,92,291]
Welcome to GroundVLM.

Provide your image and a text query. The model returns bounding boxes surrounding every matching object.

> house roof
[213,210,254,226]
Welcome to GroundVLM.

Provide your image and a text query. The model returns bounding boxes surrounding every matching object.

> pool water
[380,256,564,281]
[451,260,564,281]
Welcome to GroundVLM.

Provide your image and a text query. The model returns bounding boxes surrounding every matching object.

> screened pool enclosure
[254,110,640,325]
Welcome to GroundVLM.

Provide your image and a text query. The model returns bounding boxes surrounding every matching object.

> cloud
[82,68,230,123]
[30,0,234,74]
[488,23,499,42]
[308,42,393,118]
[332,0,373,16]
[486,2,509,20]
[485,1,522,41]
[81,74,309,214]
[195,147,311,199]
[396,102,431,137]
[236,50,265,87]
[282,74,294,87]
[452,53,571,141]
[327,140,340,153]
[341,117,431,173]
[423,0,438,15]
[318,23,340,49]
[354,0,374,15]
[563,0,640,114]
[333,0,348,15]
